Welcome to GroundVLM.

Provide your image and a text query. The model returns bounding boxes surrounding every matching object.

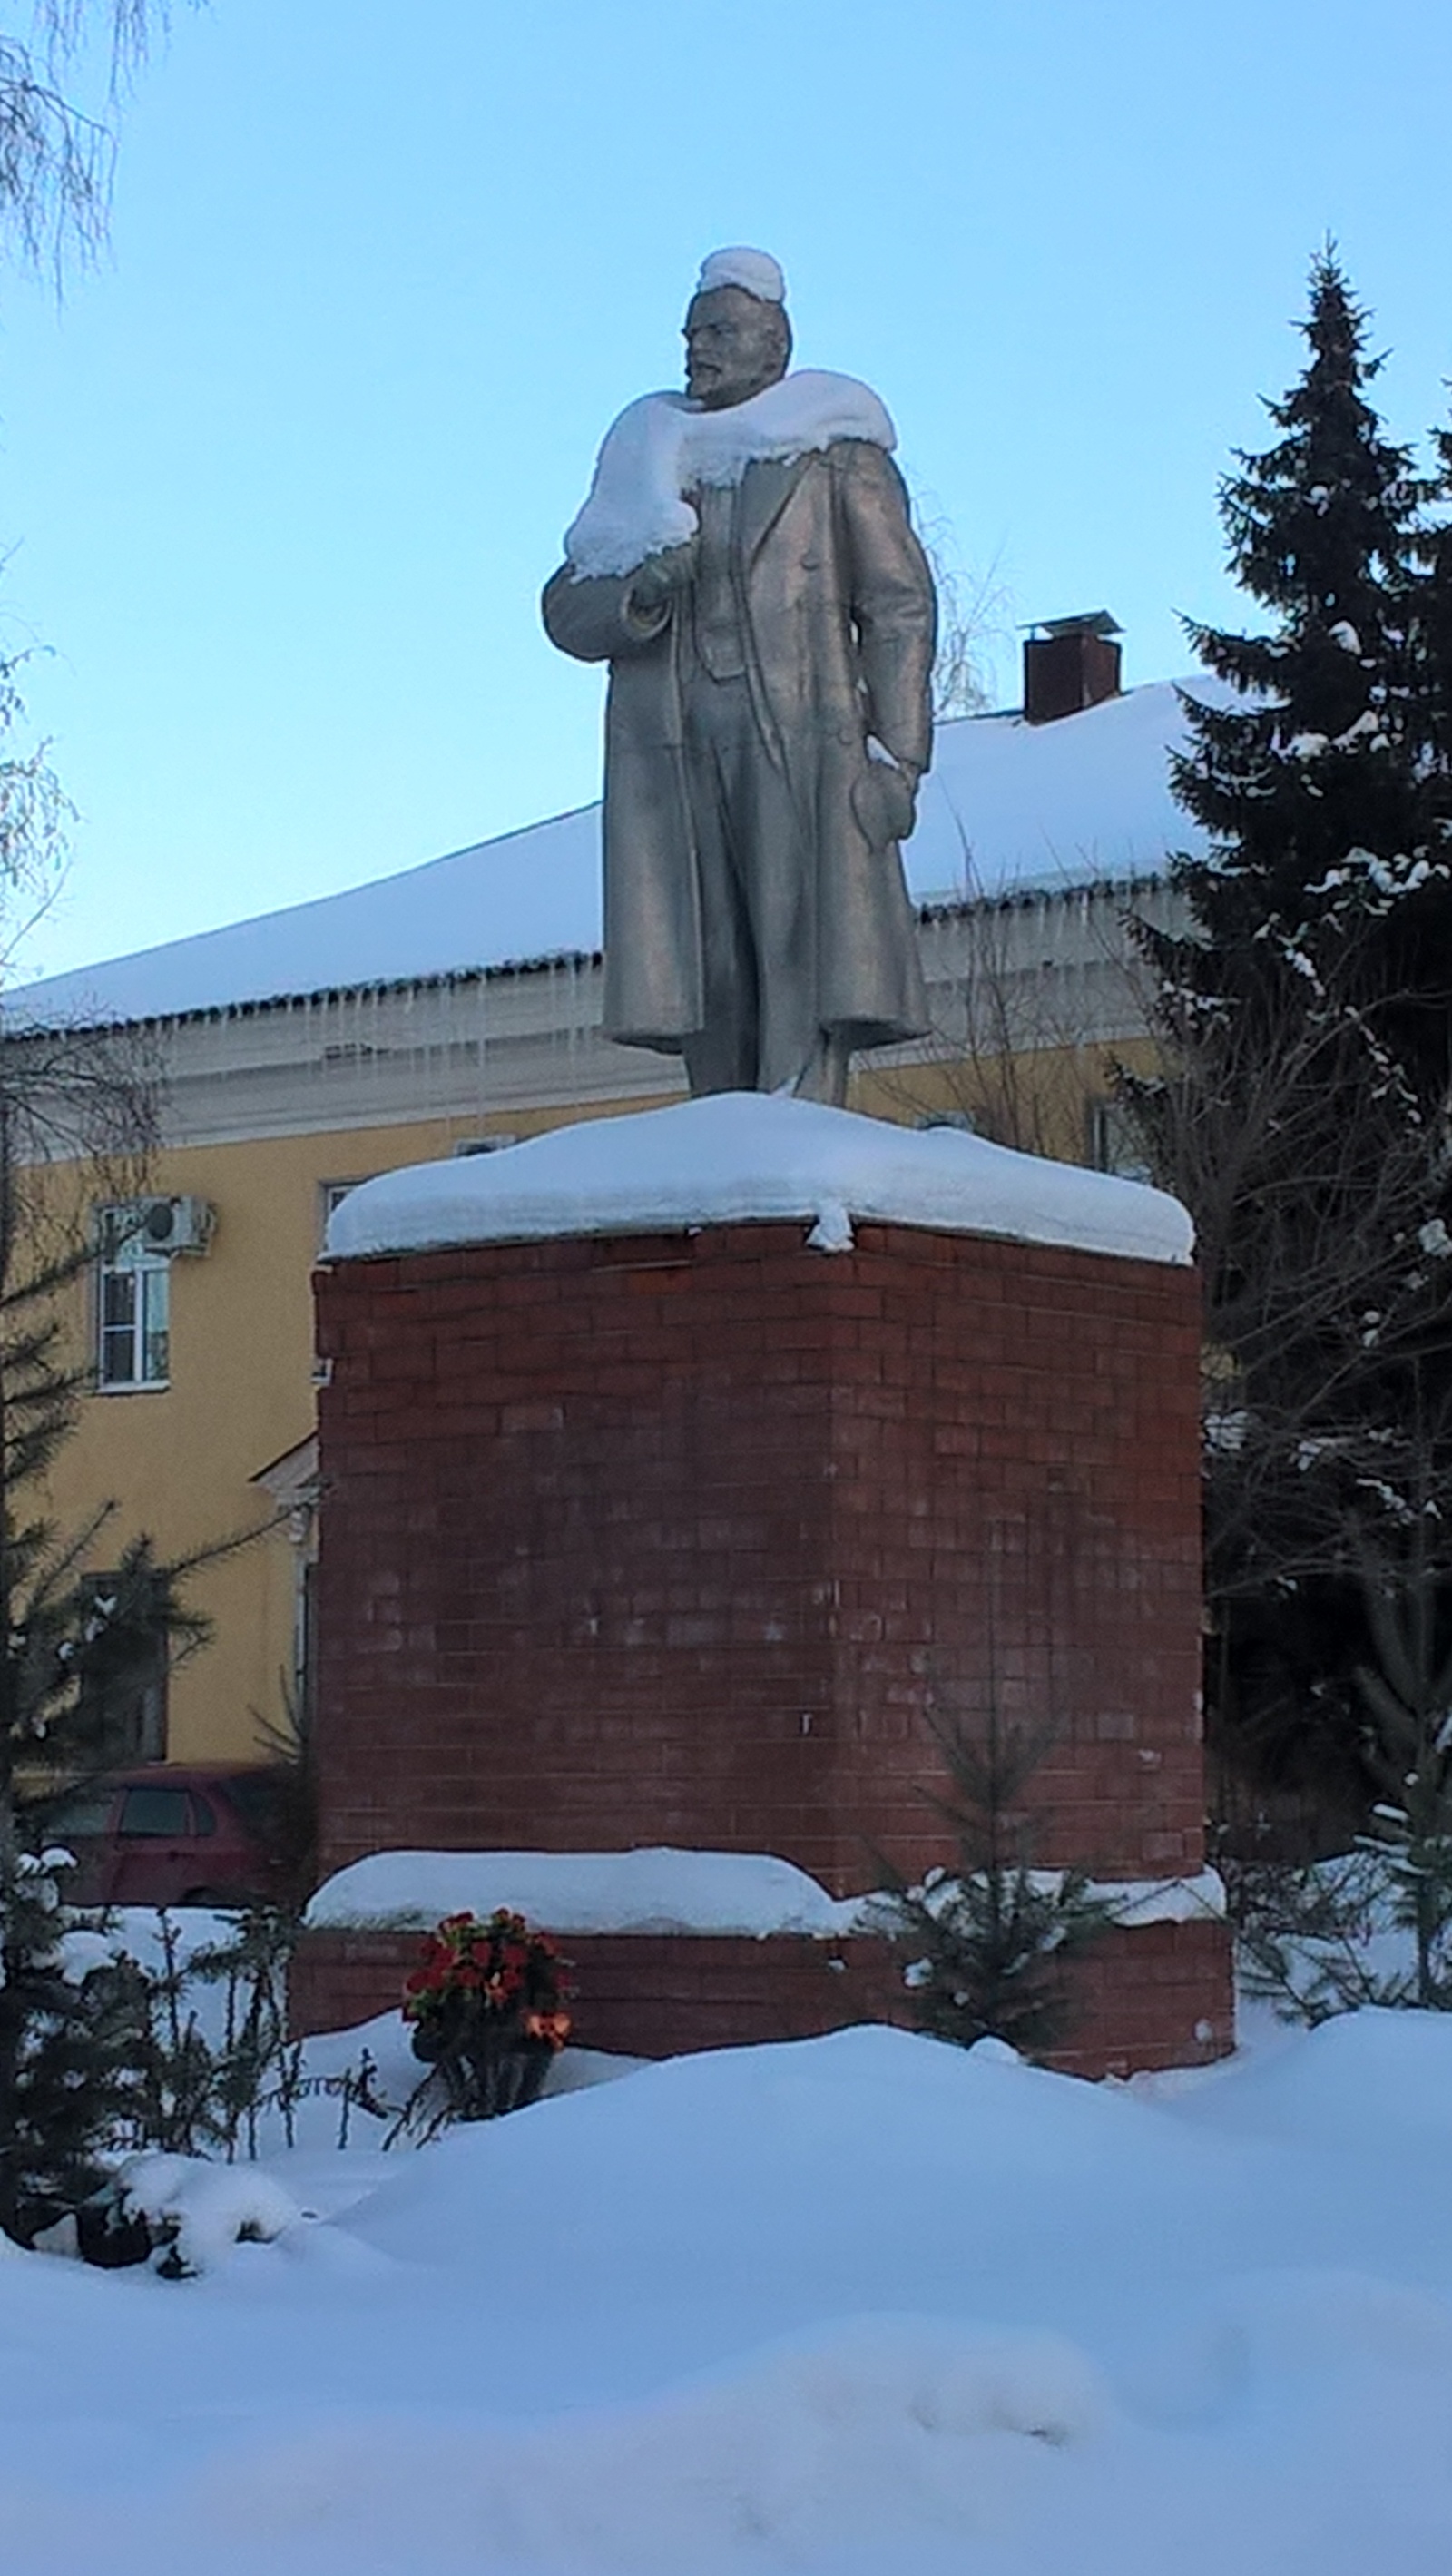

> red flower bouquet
[401,1910,572,2123]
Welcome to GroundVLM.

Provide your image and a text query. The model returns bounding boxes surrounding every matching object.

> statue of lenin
[543,247,936,1106]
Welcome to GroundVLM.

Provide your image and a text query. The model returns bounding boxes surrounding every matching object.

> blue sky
[4,0,1452,979]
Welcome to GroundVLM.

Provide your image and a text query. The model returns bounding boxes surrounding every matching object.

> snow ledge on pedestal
[303,1848,1227,1941]
[323,1093,1193,1268]
[305,1848,867,1940]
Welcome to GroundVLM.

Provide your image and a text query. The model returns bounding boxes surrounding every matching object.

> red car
[38,1765,301,1909]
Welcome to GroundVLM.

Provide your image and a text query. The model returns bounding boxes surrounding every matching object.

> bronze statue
[543,247,936,1106]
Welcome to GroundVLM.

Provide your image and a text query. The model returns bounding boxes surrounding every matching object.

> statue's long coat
[542,438,935,1055]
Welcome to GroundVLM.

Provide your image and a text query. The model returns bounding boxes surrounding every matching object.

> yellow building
[13,654,1199,1768]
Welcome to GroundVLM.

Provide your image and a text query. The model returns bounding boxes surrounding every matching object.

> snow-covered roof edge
[1,876,1166,1042]
[6,675,1226,1037]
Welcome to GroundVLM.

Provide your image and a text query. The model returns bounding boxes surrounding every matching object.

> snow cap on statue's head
[696,247,786,306]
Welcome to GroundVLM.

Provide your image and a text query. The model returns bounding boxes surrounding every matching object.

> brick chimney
[1023,611,1123,724]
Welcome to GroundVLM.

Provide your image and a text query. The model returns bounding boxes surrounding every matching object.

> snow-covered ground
[5,2003,1452,2572]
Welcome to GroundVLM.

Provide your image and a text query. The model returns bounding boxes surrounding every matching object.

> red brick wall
[289,1920,1234,2083]
[312,1218,1204,1894]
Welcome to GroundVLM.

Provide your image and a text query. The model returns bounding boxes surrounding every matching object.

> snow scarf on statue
[563,371,898,579]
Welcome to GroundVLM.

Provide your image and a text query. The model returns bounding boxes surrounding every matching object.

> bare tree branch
[909,497,1013,722]
[0,2,190,285]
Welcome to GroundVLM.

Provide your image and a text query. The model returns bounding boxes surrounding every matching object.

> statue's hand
[853,752,918,850]
[629,539,699,615]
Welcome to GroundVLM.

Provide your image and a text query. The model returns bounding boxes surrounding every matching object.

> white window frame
[95,1206,171,1392]
[318,1176,375,1253]
[313,1180,375,1383]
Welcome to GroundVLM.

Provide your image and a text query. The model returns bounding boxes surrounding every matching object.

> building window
[318,1177,375,1251]
[1087,1097,1154,1186]
[312,1185,370,1391]
[96,1207,170,1391]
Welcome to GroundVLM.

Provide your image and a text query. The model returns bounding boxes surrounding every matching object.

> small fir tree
[0,1848,142,2240]
[186,1900,300,2158]
[884,1704,1112,2059]
[1352,1481,1452,2009]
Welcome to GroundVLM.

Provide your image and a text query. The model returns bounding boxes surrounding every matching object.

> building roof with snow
[7,677,1217,1035]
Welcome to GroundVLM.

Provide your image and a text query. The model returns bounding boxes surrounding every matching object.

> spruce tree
[1128,251,1452,1813]
[0,1031,260,2242]
[1153,248,1446,1084]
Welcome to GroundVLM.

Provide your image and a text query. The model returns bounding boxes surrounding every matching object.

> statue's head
[684,247,791,411]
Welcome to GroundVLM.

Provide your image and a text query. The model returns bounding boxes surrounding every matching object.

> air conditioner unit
[148,1196,213,1254]
[100,1196,215,1258]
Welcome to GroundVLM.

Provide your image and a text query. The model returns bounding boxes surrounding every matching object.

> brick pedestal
[289,1920,1232,2081]
[309,1211,1231,2072]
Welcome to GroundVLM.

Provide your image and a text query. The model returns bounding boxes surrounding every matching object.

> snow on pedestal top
[305,1847,865,1938]
[323,1091,1193,1268]
[304,1845,1225,1935]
